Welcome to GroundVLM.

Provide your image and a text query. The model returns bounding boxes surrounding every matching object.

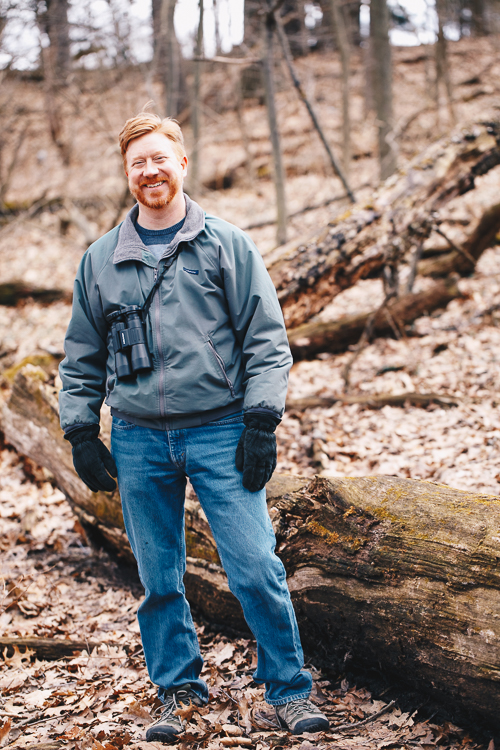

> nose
[144,159,159,176]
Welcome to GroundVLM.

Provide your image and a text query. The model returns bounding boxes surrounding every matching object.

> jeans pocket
[112,416,137,430]
[207,410,244,427]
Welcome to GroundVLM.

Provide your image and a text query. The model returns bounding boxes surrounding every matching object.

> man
[59,112,330,742]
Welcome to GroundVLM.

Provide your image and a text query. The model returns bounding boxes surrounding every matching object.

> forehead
[126,132,178,161]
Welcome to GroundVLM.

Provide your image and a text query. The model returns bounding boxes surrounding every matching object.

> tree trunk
[286,279,461,360]
[190,0,204,195]
[369,0,396,180]
[37,0,71,164]
[44,0,71,86]
[330,0,351,173]
[266,121,500,328]
[262,2,288,246]
[435,0,456,127]
[243,0,261,49]
[2,370,500,730]
[154,0,187,118]
[470,0,489,35]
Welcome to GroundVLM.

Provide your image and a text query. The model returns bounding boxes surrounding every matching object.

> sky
[0,0,448,71]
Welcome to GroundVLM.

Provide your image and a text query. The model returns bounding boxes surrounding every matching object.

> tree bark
[0,638,102,660]
[154,0,187,118]
[435,0,456,127]
[286,278,461,360]
[44,0,71,86]
[369,0,396,180]
[0,282,69,306]
[266,121,500,328]
[37,0,71,164]
[190,0,204,195]
[330,0,351,174]
[2,370,500,730]
[262,2,288,246]
[286,391,460,411]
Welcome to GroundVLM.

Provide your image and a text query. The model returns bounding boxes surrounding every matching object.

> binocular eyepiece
[107,305,153,381]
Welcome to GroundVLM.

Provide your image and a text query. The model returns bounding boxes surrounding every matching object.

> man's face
[125,132,188,210]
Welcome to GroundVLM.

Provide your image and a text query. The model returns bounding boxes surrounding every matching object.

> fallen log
[0,282,69,306]
[418,201,500,278]
[287,278,461,360]
[0,637,102,660]
[3,362,500,729]
[285,391,460,411]
[266,122,500,328]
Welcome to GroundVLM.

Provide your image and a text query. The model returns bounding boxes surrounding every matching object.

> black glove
[65,425,118,493]
[235,414,279,493]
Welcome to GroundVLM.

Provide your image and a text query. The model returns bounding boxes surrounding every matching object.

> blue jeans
[111,412,312,706]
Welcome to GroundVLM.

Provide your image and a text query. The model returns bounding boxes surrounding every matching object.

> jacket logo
[183,267,199,275]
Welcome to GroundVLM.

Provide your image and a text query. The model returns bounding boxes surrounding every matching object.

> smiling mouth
[143,181,165,188]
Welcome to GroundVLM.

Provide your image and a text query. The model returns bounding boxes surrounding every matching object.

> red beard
[130,175,181,209]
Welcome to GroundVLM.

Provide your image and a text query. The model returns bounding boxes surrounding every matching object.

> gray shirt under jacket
[135,217,185,261]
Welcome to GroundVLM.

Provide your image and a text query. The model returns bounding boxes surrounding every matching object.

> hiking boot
[145,684,204,743]
[275,698,330,735]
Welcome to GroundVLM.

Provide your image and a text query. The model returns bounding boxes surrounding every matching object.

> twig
[243,194,347,230]
[274,15,355,203]
[191,56,261,66]
[286,391,460,411]
[432,224,476,266]
[406,242,424,293]
[342,291,396,392]
[333,699,396,732]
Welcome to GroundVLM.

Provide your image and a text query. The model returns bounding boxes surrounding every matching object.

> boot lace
[150,689,193,727]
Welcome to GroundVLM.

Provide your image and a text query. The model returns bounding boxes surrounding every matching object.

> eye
[154,156,167,162]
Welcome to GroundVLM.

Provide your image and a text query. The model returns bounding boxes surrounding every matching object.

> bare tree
[275,13,354,201]
[262,0,287,245]
[435,0,456,127]
[36,0,71,164]
[330,0,350,173]
[243,0,261,49]
[213,0,222,55]
[470,0,489,34]
[44,0,71,85]
[152,0,187,117]
[190,0,204,194]
[370,0,396,180]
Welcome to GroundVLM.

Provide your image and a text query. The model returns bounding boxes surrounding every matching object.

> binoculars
[107,305,153,380]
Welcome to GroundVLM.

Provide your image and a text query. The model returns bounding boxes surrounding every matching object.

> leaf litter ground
[0,455,484,750]
[1,252,499,750]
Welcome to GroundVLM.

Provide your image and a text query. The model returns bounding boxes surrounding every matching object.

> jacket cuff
[64,424,100,446]
[244,407,282,424]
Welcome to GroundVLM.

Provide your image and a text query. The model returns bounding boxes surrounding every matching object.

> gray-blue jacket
[59,195,292,431]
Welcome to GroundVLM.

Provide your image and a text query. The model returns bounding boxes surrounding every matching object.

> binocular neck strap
[142,255,177,319]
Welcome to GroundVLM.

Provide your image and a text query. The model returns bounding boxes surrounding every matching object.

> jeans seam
[265,690,311,706]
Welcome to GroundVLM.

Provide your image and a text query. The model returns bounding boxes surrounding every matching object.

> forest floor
[0,445,489,750]
[1,33,500,750]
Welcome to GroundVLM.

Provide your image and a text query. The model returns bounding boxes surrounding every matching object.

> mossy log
[2,363,500,728]
[266,122,500,328]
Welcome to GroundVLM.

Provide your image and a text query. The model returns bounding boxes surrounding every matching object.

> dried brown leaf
[0,718,12,747]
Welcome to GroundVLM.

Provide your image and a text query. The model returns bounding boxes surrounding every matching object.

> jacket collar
[113,193,205,264]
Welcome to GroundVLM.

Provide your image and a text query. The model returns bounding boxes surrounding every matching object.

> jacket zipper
[208,338,236,398]
[153,267,166,418]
